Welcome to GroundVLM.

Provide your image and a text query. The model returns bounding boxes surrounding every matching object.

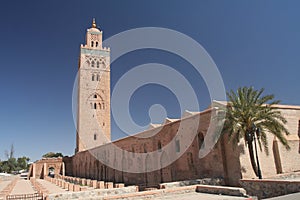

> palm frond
[222,86,290,151]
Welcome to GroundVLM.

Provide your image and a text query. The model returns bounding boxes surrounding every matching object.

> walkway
[266,192,300,200]
[157,192,251,200]
[0,180,12,193]
[36,179,67,194]
[10,180,35,195]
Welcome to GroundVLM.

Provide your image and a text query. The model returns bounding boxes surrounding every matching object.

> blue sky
[0,0,299,161]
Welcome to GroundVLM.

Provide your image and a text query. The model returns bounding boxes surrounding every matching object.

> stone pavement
[267,171,300,181]
[266,192,300,200]
[156,192,252,200]
[10,180,35,195]
[36,179,67,194]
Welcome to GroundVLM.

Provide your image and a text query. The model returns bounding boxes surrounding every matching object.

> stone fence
[46,175,125,192]
[240,179,300,199]
[30,177,49,196]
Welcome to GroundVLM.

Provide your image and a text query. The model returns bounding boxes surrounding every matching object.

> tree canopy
[0,144,30,173]
[42,152,64,158]
[222,86,290,177]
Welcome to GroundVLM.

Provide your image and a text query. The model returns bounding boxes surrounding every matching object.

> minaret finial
[92,18,97,28]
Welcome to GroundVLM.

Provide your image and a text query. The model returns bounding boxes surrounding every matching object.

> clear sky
[0,0,299,161]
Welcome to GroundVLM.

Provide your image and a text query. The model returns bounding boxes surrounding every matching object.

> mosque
[28,20,300,189]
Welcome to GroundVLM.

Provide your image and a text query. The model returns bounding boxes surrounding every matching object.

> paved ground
[266,192,300,200]
[266,171,300,181]
[36,179,67,194]
[1,178,66,197]
[0,180,12,193]
[10,180,35,195]
[158,192,252,200]
[5,177,300,199]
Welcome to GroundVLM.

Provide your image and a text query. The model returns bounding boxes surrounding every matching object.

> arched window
[91,41,94,47]
[94,134,97,140]
[98,103,102,109]
[187,152,193,165]
[86,60,90,67]
[175,139,180,153]
[158,141,162,152]
[298,120,300,137]
[97,74,100,81]
[96,42,98,47]
[91,61,95,68]
[94,94,97,98]
[94,103,97,109]
[298,120,300,154]
[97,61,100,68]
[131,145,135,157]
[48,167,55,178]
[198,133,204,150]
[92,74,95,81]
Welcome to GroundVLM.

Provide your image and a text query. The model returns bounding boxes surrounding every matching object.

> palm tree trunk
[248,141,258,176]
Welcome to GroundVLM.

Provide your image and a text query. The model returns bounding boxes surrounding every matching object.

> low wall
[240,179,300,199]
[47,184,250,200]
[50,175,125,191]
[52,185,197,200]
[46,186,138,200]
[196,185,247,197]
[159,178,224,189]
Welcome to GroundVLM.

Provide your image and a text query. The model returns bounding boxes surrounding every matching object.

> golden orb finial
[92,18,97,28]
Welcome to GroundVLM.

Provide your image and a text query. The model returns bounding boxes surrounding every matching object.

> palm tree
[223,86,290,177]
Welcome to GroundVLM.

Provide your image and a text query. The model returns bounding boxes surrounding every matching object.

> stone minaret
[76,19,111,153]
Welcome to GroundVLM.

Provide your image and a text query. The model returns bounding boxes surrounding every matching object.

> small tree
[5,144,15,160]
[42,152,63,158]
[0,160,3,172]
[3,144,17,173]
[223,86,290,177]
[17,157,30,171]
[1,161,10,173]
[0,144,31,173]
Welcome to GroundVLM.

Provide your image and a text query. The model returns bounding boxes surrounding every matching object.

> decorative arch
[122,156,127,182]
[100,60,106,69]
[96,161,100,180]
[85,60,90,68]
[160,151,172,183]
[86,93,105,111]
[87,93,104,101]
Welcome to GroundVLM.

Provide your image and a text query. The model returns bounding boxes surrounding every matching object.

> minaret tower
[76,19,111,153]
